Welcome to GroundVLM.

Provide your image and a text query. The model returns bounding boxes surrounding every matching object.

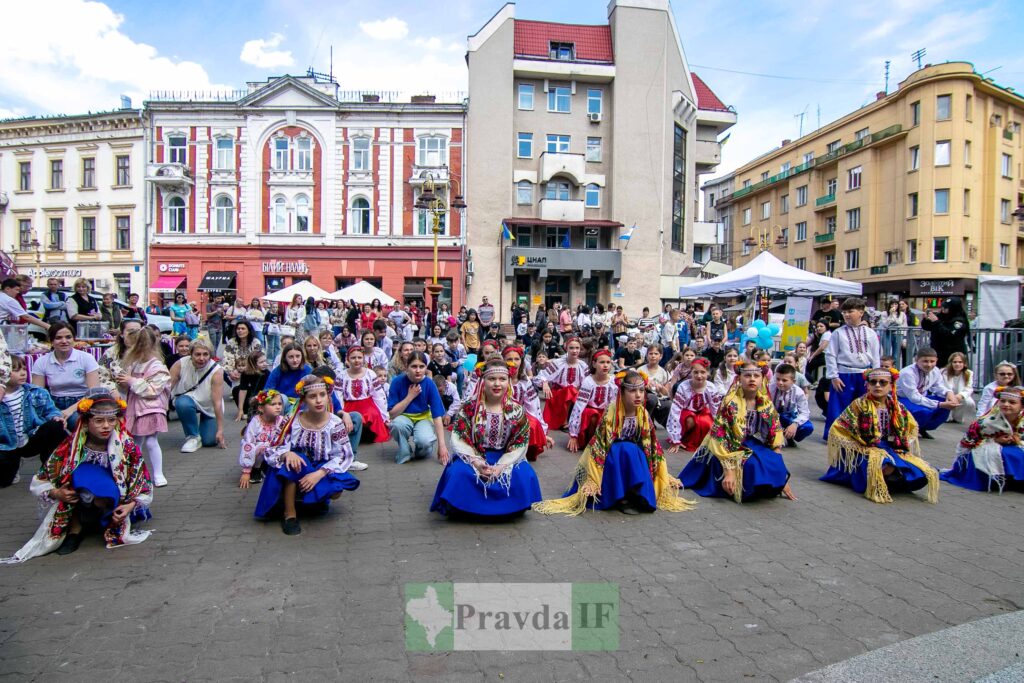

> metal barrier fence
[878,327,1024,386]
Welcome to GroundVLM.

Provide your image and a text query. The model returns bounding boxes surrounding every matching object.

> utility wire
[689,63,880,86]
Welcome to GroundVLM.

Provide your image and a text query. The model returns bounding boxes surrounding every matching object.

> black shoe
[56,533,83,556]
[282,517,301,535]
[786,439,797,448]
[616,500,640,515]
[920,431,934,440]
[249,470,264,484]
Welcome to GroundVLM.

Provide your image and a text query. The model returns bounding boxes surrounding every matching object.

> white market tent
[331,280,398,306]
[678,251,863,298]
[262,280,336,303]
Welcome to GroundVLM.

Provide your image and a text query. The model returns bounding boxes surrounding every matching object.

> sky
[3,0,1022,190]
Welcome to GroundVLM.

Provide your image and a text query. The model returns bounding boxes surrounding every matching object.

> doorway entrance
[544,275,571,311]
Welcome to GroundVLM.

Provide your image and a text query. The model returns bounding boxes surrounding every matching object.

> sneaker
[11,473,20,485]
[56,533,83,556]
[154,474,168,488]
[180,436,202,453]
[248,469,264,484]
[349,460,368,471]
[282,517,302,535]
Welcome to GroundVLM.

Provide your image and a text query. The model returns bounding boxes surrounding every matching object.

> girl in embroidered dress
[253,375,360,535]
[942,352,975,424]
[238,390,286,488]
[976,362,1019,418]
[461,339,502,400]
[679,361,797,503]
[712,348,739,395]
[824,367,939,504]
[3,389,153,562]
[336,346,390,444]
[667,357,723,453]
[567,349,618,452]
[538,336,589,431]
[358,330,390,372]
[430,358,542,518]
[824,298,881,438]
[116,328,172,488]
[942,386,1024,493]
[503,345,552,461]
[534,370,695,515]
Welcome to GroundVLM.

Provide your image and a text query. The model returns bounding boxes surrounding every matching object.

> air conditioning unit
[96,278,111,289]
[465,274,473,286]
[588,112,602,123]
[0,191,8,209]
[466,261,474,274]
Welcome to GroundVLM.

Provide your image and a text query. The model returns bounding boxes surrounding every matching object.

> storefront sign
[511,254,548,268]
[159,263,187,274]
[30,267,83,279]
[910,279,962,296]
[504,247,622,282]
[262,260,309,274]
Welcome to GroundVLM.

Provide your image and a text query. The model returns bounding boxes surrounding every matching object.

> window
[168,135,187,164]
[516,181,533,205]
[545,181,570,201]
[518,84,535,110]
[742,207,751,225]
[796,185,808,207]
[351,138,370,170]
[909,145,920,170]
[761,171,769,182]
[585,184,600,208]
[885,250,899,266]
[847,166,862,190]
[517,133,533,158]
[795,257,806,270]
[417,136,447,166]
[742,241,752,256]
[966,94,973,120]
[214,195,234,233]
[1001,199,1011,224]
[295,195,310,232]
[795,221,807,241]
[1000,243,1010,267]
[825,215,837,233]
[908,192,919,217]
[844,249,859,271]
[546,134,570,153]
[933,237,948,261]
[934,141,950,166]
[671,124,686,252]
[780,194,789,214]
[48,159,63,190]
[115,155,130,186]
[81,158,95,188]
[545,226,569,248]
[351,197,371,235]
[963,140,972,166]
[549,42,574,61]
[115,216,130,250]
[826,177,837,196]
[18,220,32,250]
[846,207,861,231]
[742,179,751,189]
[780,161,791,173]
[587,89,602,115]
[167,196,186,233]
[1003,153,1013,178]
[760,201,771,220]
[216,138,234,169]
[934,188,950,214]
[416,193,448,235]
[910,101,920,126]
[272,196,287,233]
[826,140,841,154]
[824,254,835,275]
[907,239,917,264]
[547,86,571,113]
[803,152,814,165]
[963,189,970,216]
[515,226,532,247]
[586,137,602,162]
[295,138,312,171]
[49,218,63,251]
[936,94,951,120]
[584,229,599,250]
[18,161,30,191]
[273,138,289,170]
[855,127,870,140]
[81,216,96,251]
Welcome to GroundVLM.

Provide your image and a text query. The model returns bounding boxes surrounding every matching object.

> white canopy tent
[331,280,398,307]
[262,280,336,303]
[976,274,1023,328]
[677,251,863,298]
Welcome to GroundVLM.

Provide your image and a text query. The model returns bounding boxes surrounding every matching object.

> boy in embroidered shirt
[824,297,880,437]
[896,347,959,438]
[770,364,813,447]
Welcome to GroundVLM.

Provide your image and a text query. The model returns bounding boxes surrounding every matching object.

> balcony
[870,265,889,275]
[504,246,622,282]
[145,163,193,193]
[812,232,835,248]
[715,160,815,207]
[814,124,905,168]
[409,165,449,187]
[540,152,585,185]
[693,220,721,246]
[814,193,836,210]
[539,198,585,222]
[695,139,722,167]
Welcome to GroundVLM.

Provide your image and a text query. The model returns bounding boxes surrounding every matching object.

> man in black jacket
[921,297,969,366]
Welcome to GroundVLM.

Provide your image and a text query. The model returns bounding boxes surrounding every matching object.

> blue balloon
[751,319,767,329]
[757,338,774,350]
[463,353,478,371]
[745,327,759,339]
[768,323,781,336]
[758,327,773,338]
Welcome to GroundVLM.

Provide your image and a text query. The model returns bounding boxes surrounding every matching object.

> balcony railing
[815,193,836,207]
[815,124,904,167]
[813,232,835,244]
[716,160,815,207]
[870,265,888,275]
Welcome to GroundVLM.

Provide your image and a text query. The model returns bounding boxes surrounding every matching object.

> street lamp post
[743,225,786,321]
[414,170,467,320]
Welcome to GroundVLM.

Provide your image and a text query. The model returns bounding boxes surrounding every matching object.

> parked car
[22,288,173,335]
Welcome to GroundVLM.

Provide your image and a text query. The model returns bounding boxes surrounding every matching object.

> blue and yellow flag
[501,221,515,241]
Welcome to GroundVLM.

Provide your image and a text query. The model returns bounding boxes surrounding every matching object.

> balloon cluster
[743,319,781,350]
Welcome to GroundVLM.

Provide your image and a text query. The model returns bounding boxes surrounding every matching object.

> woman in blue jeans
[168,339,226,453]
[387,352,450,465]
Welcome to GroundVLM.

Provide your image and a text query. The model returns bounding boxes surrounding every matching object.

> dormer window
[549,42,575,61]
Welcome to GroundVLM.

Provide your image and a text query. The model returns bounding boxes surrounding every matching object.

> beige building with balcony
[465,0,735,317]
[719,62,1024,311]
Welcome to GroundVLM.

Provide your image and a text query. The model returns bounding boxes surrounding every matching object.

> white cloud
[0,0,231,115]
[240,34,295,69]
[359,17,409,41]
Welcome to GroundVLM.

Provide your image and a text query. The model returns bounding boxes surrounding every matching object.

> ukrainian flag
[501,221,515,241]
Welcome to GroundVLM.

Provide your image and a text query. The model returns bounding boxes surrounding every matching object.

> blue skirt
[942,445,1024,492]
[254,452,360,519]
[430,449,542,517]
[678,437,790,502]
[899,395,950,432]
[72,462,151,524]
[820,441,928,494]
[825,372,867,438]
[565,441,657,511]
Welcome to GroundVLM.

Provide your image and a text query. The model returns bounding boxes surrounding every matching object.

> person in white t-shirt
[0,279,48,331]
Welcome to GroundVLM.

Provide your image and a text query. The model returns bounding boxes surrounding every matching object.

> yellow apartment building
[717,62,1024,311]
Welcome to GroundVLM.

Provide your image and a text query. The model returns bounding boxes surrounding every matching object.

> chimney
[411,95,436,104]
[361,94,380,103]
[876,91,886,101]
[781,139,791,147]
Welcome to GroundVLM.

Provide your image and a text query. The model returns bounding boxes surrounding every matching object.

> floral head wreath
[481,362,511,379]
[77,392,127,416]
[863,367,900,382]
[998,386,1024,402]
[735,360,767,376]
[615,369,647,391]
[691,357,711,370]
[294,375,333,394]
[254,389,281,405]
[481,339,500,351]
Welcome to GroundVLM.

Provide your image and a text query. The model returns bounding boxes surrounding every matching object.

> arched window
[295,194,310,232]
[516,180,533,205]
[214,195,234,233]
[272,196,287,233]
[167,195,186,233]
[585,183,601,208]
[351,197,370,235]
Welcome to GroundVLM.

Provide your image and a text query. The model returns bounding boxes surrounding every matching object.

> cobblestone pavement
[1,401,1022,683]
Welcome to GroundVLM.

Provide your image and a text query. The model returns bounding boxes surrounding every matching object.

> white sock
[140,435,164,480]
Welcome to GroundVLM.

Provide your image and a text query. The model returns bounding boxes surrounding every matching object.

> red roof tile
[514,20,614,64]
[690,72,730,112]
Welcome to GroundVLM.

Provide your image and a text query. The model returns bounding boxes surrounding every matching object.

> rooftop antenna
[911,48,926,71]
[816,104,821,131]
[884,60,891,93]
[330,45,333,83]
[794,104,809,138]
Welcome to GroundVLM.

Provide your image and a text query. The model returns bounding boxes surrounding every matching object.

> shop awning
[402,282,425,300]
[197,271,237,291]
[150,275,186,293]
